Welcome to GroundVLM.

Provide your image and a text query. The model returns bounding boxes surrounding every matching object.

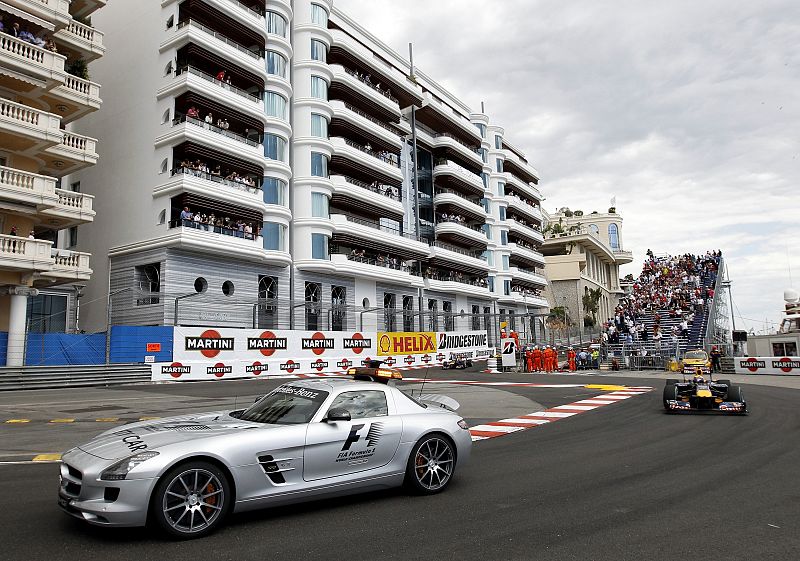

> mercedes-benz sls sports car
[663,374,747,415]
[59,371,471,538]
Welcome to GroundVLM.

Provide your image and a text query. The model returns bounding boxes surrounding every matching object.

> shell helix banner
[151,328,490,381]
[733,356,800,375]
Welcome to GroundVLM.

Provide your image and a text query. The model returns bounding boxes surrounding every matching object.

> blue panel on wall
[109,326,173,363]
[25,333,106,366]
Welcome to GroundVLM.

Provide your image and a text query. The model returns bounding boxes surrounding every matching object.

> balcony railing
[338,213,418,240]
[175,114,260,147]
[59,130,96,154]
[437,216,485,233]
[0,33,65,72]
[511,286,544,298]
[343,67,398,103]
[435,132,479,153]
[341,102,399,135]
[426,272,488,288]
[172,167,262,193]
[435,186,482,207]
[432,240,484,259]
[228,0,265,17]
[175,66,260,103]
[0,98,58,129]
[434,158,484,185]
[0,166,54,196]
[170,218,259,241]
[340,175,401,201]
[177,19,261,59]
[61,74,101,100]
[343,138,400,167]
[331,247,416,273]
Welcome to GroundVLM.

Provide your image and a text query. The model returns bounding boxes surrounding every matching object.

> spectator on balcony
[216,69,226,82]
[43,37,57,52]
[9,22,20,38]
[28,230,35,239]
[205,112,213,126]
[211,165,222,177]
[187,106,200,119]
[180,207,192,221]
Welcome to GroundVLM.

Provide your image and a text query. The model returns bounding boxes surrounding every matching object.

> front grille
[61,463,83,498]
[67,464,82,480]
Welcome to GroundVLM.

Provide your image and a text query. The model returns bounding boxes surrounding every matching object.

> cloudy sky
[335,0,799,333]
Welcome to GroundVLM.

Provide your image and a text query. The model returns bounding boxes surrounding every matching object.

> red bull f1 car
[663,373,747,415]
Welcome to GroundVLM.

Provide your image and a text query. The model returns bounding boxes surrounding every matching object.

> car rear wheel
[663,384,678,410]
[716,379,731,387]
[727,385,744,402]
[405,434,455,495]
[666,379,679,385]
[151,461,231,539]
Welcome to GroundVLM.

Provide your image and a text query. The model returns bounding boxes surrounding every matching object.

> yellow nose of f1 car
[696,389,712,398]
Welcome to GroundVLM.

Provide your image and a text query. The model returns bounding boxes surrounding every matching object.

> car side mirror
[325,408,351,422]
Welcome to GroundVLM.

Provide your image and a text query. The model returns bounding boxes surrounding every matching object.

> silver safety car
[58,369,471,538]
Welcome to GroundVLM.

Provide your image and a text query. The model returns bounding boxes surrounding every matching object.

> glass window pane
[311,152,328,177]
[266,11,287,36]
[265,92,287,119]
[311,113,328,138]
[502,255,510,271]
[266,51,287,77]
[263,222,285,251]
[264,134,287,161]
[496,159,503,173]
[311,192,329,218]
[310,3,328,26]
[311,76,328,100]
[311,233,328,259]
[328,391,387,419]
[263,177,286,205]
[311,39,327,62]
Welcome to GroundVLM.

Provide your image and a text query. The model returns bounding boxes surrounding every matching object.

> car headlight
[100,451,160,481]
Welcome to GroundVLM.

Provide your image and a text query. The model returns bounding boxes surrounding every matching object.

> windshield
[685,351,708,360]
[239,385,329,424]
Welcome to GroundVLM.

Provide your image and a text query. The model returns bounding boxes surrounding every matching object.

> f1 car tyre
[716,379,731,387]
[666,379,679,385]
[726,385,744,402]
[405,434,456,495]
[466,360,473,367]
[151,460,232,539]
[663,384,678,410]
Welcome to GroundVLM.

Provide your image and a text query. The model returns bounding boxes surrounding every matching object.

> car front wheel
[405,434,456,495]
[151,461,231,539]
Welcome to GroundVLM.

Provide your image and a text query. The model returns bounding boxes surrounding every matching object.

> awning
[0,2,55,31]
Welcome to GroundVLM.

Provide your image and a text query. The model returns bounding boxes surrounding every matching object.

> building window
[504,280,511,296]
[478,148,487,163]
[474,123,486,138]
[403,295,414,331]
[263,177,286,205]
[471,305,480,330]
[222,280,235,297]
[383,293,396,332]
[310,113,328,138]
[485,251,494,267]
[443,301,454,331]
[495,135,502,149]
[311,39,327,62]
[773,342,798,356]
[331,285,347,331]
[266,11,287,36]
[311,233,328,259]
[311,152,328,177]
[311,75,328,100]
[589,224,599,236]
[266,51,287,77]
[305,281,321,330]
[496,159,504,173]
[135,263,161,305]
[502,255,510,271]
[481,173,489,189]
[500,230,508,246]
[488,276,495,292]
[310,3,328,26]
[262,222,286,251]
[428,299,438,331]
[499,207,506,221]
[497,180,505,196]
[26,294,68,333]
[68,226,78,248]
[264,134,287,161]
[311,192,329,218]
[265,91,288,119]
[608,223,620,249]
[257,275,278,328]
[482,224,492,240]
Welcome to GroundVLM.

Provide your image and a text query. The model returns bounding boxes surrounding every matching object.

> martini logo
[438,333,487,350]
[246,362,268,375]
[344,333,371,354]
[186,330,234,358]
[207,363,231,378]
[337,359,353,370]
[384,356,396,366]
[361,357,373,367]
[773,358,800,372]
[247,331,287,357]
[404,355,415,365]
[422,354,432,363]
[302,332,335,355]
[436,353,446,361]
[377,332,436,356]
[162,363,190,378]
[743,358,765,372]
[312,359,329,372]
[280,360,299,373]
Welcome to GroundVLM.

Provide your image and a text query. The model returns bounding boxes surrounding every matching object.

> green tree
[582,287,603,323]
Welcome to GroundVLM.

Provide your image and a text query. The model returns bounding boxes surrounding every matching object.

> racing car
[59,370,471,538]
[680,349,712,376]
[441,355,473,369]
[663,372,747,414]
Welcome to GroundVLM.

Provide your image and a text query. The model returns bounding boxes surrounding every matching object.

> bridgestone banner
[152,328,490,381]
[733,356,800,375]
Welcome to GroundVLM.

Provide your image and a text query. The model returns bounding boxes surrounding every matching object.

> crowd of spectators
[177,206,260,240]
[0,15,58,52]
[346,248,406,270]
[426,267,488,287]
[176,159,260,193]
[511,285,543,298]
[601,251,722,351]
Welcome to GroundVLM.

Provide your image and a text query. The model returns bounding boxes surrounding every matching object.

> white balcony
[418,91,482,146]
[331,214,429,257]
[0,99,63,150]
[44,130,98,170]
[330,100,402,150]
[0,234,92,282]
[161,20,266,81]
[330,136,403,184]
[429,243,490,272]
[432,134,483,169]
[433,191,486,221]
[5,0,72,28]
[433,161,485,196]
[39,188,95,226]
[330,175,404,221]
[613,249,634,264]
[161,225,292,267]
[158,67,265,125]
[509,242,545,266]
[176,0,267,37]
[43,249,92,282]
[502,148,540,184]
[329,253,423,287]
[507,218,544,245]
[51,75,102,121]
[425,277,491,298]
[0,33,66,86]
[155,118,265,170]
[506,195,543,224]
[69,0,107,19]
[435,221,489,248]
[500,291,549,309]
[53,19,106,61]
[505,173,542,203]
[510,266,548,288]
[0,165,57,207]
[330,64,401,119]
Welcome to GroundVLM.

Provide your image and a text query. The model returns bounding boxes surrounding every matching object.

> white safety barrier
[733,356,800,375]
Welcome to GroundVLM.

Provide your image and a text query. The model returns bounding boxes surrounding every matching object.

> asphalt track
[2,369,799,561]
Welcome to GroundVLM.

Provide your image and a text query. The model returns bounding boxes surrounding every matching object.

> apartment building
[0,0,104,365]
[541,207,634,329]
[68,0,548,342]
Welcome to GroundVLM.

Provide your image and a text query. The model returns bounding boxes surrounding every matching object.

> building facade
[541,208,633,329]
[0,0,105,364]
[67,0,548,343]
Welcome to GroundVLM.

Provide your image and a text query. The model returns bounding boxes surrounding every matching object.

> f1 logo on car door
[304,390,401,481]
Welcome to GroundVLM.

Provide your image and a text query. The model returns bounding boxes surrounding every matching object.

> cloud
[334,0,800,331]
